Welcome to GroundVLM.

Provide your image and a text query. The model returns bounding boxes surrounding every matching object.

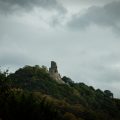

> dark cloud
[68,1,120,32]
[0,0,66,14]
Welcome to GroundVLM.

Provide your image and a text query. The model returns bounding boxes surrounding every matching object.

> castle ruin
[49,61,64,84]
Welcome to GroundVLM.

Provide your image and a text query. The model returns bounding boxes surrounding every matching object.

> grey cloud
[0,0,66,14]
[0,53,29,66]
[68,1,120,32]
[0,1,120,98]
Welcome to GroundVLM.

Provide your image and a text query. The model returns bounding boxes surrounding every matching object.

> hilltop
[0,62,120,120]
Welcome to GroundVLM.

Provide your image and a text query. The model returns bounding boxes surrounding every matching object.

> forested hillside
[0,65,120,120]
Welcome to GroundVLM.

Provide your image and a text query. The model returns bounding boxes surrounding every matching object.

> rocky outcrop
[49,61,64,84]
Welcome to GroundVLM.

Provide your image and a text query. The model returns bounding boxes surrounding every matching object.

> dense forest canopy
[0,65,120,120]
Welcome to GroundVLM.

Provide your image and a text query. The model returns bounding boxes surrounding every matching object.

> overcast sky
[0,0,120,97]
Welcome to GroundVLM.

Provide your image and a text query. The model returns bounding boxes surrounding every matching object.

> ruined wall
[49,61,64,84]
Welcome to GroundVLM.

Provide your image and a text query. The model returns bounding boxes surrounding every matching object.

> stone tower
[49,61,64,84]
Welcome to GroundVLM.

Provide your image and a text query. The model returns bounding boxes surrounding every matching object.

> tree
[0,69,10,95]
[62,76,74,85]
[63,112,77,120]
[104,90,113,99]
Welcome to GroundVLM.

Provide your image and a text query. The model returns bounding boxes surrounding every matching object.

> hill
[0,63,120,120]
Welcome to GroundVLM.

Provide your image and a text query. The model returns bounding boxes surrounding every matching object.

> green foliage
[0,90,63,120]
[63,112,77,120]
[0,65,120,120]
[62,76,74,84]
[0,69,11,96]
[104,90,113,98]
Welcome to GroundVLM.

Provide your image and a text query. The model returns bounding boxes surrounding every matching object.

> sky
[0,0,120,97]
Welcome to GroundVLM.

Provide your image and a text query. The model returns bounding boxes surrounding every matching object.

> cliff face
[49,61,64,84]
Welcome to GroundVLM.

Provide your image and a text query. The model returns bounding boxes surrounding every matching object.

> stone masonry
[49,61,64,84]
